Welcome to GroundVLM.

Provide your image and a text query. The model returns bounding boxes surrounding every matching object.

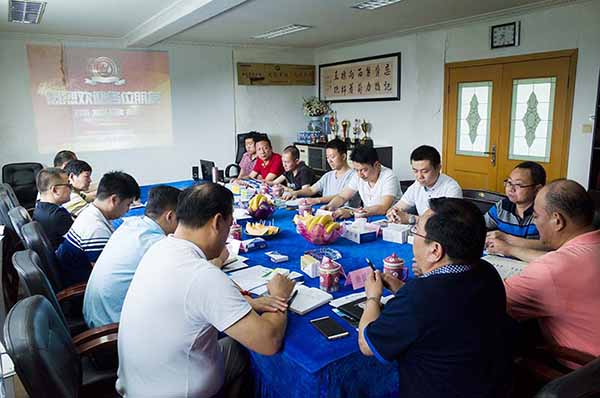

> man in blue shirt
[83,185,181,328]
[32,168,74,249]
[359,198,512,398]
[56,171,140,287]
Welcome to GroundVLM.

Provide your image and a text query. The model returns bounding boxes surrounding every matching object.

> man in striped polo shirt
[56,171,140,286]
[485,161,548,262]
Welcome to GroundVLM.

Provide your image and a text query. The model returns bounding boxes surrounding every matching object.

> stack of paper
[482,255,527,280]
[222,239,249,272]
[230,265,302,292]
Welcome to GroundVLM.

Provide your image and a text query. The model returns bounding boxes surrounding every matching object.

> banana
[325,221,340,234]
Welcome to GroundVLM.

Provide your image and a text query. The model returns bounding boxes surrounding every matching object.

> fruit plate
[245,229,280,239]
[245,223,280,239]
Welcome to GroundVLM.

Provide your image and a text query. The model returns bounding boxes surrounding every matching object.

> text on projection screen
[27,44,173,154]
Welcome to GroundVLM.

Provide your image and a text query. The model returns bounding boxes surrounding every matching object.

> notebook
[482,255,527,280]
[337,295,394,320]
[288,285,333,315]
[230,265,303,292]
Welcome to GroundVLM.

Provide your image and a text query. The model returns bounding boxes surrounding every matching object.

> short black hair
[544,179,594,226]
[425,198,486,264]
[53,150,77,167]
[325,138,347,154]
[176,183,234,228]
[515,161,546,186]
[254,136,272,148]
[144,186,182,219]
[350,145,379,166]
[245,131,260,143]
[65,160,92,176]
[96,171,140,201]
[410,145,441,168]
[283,145,300,160]
[36,168,67,193]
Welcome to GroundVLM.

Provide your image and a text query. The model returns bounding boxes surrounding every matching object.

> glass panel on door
[456,82,493,156]
[508,77,556,162]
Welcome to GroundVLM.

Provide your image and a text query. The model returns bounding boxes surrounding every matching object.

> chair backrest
[463,189,506,214]
[235,131,267,164]
[8,206,31,243]
[0,184,19,228]
[399,179,414,194]
[11,250,68,328]
[0,182,19,207]
[3,295,81,398]
[21,221,63,292]
[2,162,43,210]
[535,356,600,398]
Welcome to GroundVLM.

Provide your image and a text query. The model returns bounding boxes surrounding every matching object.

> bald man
[504,179,600,357]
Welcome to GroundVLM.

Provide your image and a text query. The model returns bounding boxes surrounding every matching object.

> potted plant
[302,97,330,132]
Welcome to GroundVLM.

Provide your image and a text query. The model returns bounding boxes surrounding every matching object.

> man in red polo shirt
[247,136,284,182]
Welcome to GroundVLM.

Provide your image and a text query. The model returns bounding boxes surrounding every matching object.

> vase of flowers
[303,97,330,133]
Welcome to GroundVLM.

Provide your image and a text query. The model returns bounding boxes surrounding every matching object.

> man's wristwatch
[408,214,417,224]
[365,296,381,306]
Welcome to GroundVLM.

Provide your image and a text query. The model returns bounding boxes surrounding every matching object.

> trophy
[353,119,361,144]
[329,112,339,140]
[360,120,373,147]
[341,120,351,147]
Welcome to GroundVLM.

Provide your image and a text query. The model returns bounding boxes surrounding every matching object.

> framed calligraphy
[319,53,400,103]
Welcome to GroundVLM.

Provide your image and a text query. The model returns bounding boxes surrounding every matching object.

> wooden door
[443,50,578,192]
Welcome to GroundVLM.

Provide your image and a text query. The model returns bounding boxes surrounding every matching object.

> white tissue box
[301,255,320,278]
[341,221,379,244]
[382,223,411,244]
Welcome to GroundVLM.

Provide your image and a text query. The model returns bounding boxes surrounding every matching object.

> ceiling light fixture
[351,0,404,11]
[252,24,312,40]
[8,0,46,24]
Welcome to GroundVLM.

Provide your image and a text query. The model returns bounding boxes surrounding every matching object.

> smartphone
[310,316,350,340]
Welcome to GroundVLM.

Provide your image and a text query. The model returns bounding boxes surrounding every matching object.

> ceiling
[0,0,573,48]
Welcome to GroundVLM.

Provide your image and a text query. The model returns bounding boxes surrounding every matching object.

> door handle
[482,144,496,166]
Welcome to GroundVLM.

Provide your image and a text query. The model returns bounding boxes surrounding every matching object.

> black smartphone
[310,316,350,340]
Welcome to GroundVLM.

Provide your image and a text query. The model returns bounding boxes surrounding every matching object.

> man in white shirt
[387,145,462,225]
[282,138,356,205]
[117,183,296,398]
[323,145,399,219]
[83,185,181,328]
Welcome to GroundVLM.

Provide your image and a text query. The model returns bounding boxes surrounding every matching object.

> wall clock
[491,22,520,49]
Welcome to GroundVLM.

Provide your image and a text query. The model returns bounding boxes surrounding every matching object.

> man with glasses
[358,198,512,398]
[33,168,74,249]
[485,161,548,262]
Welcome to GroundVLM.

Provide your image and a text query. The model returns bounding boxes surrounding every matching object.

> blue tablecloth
[120,180,412,397]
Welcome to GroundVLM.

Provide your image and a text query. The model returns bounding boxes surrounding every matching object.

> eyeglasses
[409,225,429,240]
[503,179,536,190]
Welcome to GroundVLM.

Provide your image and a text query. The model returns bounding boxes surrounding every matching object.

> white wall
[316,0,600,186]
[233,47,315,151]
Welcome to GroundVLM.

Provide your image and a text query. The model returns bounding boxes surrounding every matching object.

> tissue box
[341,221,379,244]
[240,238,267,253]
[301,254,320,278]
[382,223,411,244]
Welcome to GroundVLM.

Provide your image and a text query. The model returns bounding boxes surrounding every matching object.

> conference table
[120,180,416,398]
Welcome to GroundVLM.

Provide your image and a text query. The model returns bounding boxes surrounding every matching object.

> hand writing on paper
[267,274,296,299]
[250,296,289,313]
[381,272,404,294]
[364,270,383,300]
[332,208,353,220]
[485,236,512,257]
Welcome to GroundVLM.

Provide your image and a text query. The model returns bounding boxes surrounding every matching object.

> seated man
[268,145,315,191]
[505,180,600,357]
[282,138,356,206]
[53,150,77,169]
[83,185,181,328]
[117,183,295,398]
[323,145,399,219]
[387,145,462,225]
[32,168,73,249]
[238,132,259,178]
[359,198,512,398]
[485,161,548,262]
[56,171,140,287]
[246,136,284,183]
[63,160,95,217]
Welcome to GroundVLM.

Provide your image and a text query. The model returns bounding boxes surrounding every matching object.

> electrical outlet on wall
[582,123,593,134]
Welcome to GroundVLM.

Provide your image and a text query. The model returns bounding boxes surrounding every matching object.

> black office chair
[399,179,414,194]
[224,131,268,179]
[8,205,31,244]
[20,221,64,293]
[3,295,119,398]
[534,356,600,397]
[2,162,43,210]
[463,189,506,214]
[12,249,90,336]
[0,184,19,228]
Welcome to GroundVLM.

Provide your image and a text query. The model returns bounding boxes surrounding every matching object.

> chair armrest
[56,282,87,302]
[76,333,118,356]
[72,323,119,346]
[536,345,596,368]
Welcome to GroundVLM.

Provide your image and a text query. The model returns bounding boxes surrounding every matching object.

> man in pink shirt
[505,179,600,357]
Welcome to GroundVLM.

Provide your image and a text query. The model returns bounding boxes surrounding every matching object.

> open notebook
[288,285,333,315]
[483,255,527,280]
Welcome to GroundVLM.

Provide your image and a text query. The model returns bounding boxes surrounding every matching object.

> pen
[365,257,377,272]
[287,289,299,306]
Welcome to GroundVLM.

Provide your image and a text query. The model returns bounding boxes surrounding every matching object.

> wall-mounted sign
[237,63,315,86]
